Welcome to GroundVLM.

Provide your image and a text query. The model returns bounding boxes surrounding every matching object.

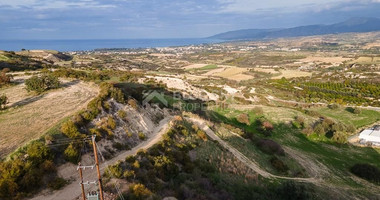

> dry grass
[254,68,278,73]
[349,57,380,64]
[214,67,254,81]
[0,79,98,158]
[271,70,312,79]
[299,56,351,63]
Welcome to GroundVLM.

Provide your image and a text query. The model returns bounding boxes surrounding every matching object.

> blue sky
[0,0,379,39]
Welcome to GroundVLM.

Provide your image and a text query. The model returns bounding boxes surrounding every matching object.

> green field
[273,125,380,187]
[312,107,380,128]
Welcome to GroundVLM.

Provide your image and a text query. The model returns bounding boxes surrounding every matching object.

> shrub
[118,110,127,118]
[353,107,362,114]
[26,141,51,163]
[123,170,136,179]
[61,120,81,138]
[350,163,380,185]
[305,110,320,117]
[270,156,288,172]
[107,116,117,130]
[25,74,60,93]
[237,113,250,125]
[313,123,325,136]
[295,116,305,128]
[259,120,274,136]
[0,94,7,110]
[328,104,339,109]
[0,68,12,86]
[196,130,207,141]
[138,132,146,140]
[105,163,123,178]
[346,124,356,133]
[128,99,138,109]
[331,131,347,144]
[256,139,285,156]
[302,126,313,136]
[129,183,152,200]
[275,181,312,200]
[64,143,80,163]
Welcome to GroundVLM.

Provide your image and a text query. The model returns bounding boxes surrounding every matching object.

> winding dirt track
[29,116,173,200]
[187,117,319,183]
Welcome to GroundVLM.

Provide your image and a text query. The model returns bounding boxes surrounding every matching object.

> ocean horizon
[0,38,223,52]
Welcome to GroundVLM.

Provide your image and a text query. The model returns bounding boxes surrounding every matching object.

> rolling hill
[209,17,380,40]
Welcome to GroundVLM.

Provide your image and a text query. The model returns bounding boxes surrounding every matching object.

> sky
[0,0,379,39]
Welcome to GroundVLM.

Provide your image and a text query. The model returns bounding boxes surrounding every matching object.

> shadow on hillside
[11,94,45,107]
[61,79,80,88]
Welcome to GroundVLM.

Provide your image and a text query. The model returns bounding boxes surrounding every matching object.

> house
[359,125,380,146]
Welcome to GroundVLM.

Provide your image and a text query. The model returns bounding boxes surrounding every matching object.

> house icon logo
[142,90,168,107]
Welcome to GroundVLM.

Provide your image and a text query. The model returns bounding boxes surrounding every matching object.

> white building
[359,125,380,146]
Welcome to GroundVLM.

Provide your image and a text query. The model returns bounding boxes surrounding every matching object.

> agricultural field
[0,77,98,157]
[0,31,380,200]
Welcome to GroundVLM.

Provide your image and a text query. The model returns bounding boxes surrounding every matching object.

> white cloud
[215,0,377,13]
[0,0,115,9]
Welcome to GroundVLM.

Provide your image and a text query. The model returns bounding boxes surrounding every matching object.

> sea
[0,38,223,52]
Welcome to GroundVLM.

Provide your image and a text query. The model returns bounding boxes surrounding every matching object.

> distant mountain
[209,17,380,40]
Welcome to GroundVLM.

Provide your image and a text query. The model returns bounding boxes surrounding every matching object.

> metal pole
[78,162,86,200]
[92,135,104,200]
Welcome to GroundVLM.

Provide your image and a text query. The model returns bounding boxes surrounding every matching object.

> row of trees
[273,78,380,106]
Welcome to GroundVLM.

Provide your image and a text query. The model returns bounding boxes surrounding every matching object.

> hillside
[209,17,380,40]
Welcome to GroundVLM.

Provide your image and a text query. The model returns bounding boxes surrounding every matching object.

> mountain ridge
[209,17,380,40]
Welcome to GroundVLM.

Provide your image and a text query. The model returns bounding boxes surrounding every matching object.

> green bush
[107,116,117,130]
[64,143,80,163]
[275,181,313,200]
[0,94,7,110]
[105,163,123,178]
[0,68,12,86]
[270,156,289,172]
[61,120,81,138]
[138,132,146,140]
[25,74,60,93]
[328,104,339,109]
[255,139,285,156]
[350,163,380,185]
[118,110,127,118]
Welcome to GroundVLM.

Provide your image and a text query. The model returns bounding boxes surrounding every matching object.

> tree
[0,68,12,86]
[25,74,60,93]
[0,94,7,110]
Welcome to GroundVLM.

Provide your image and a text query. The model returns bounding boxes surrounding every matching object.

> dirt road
[187,117,318,183]
[29,116,173,200]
